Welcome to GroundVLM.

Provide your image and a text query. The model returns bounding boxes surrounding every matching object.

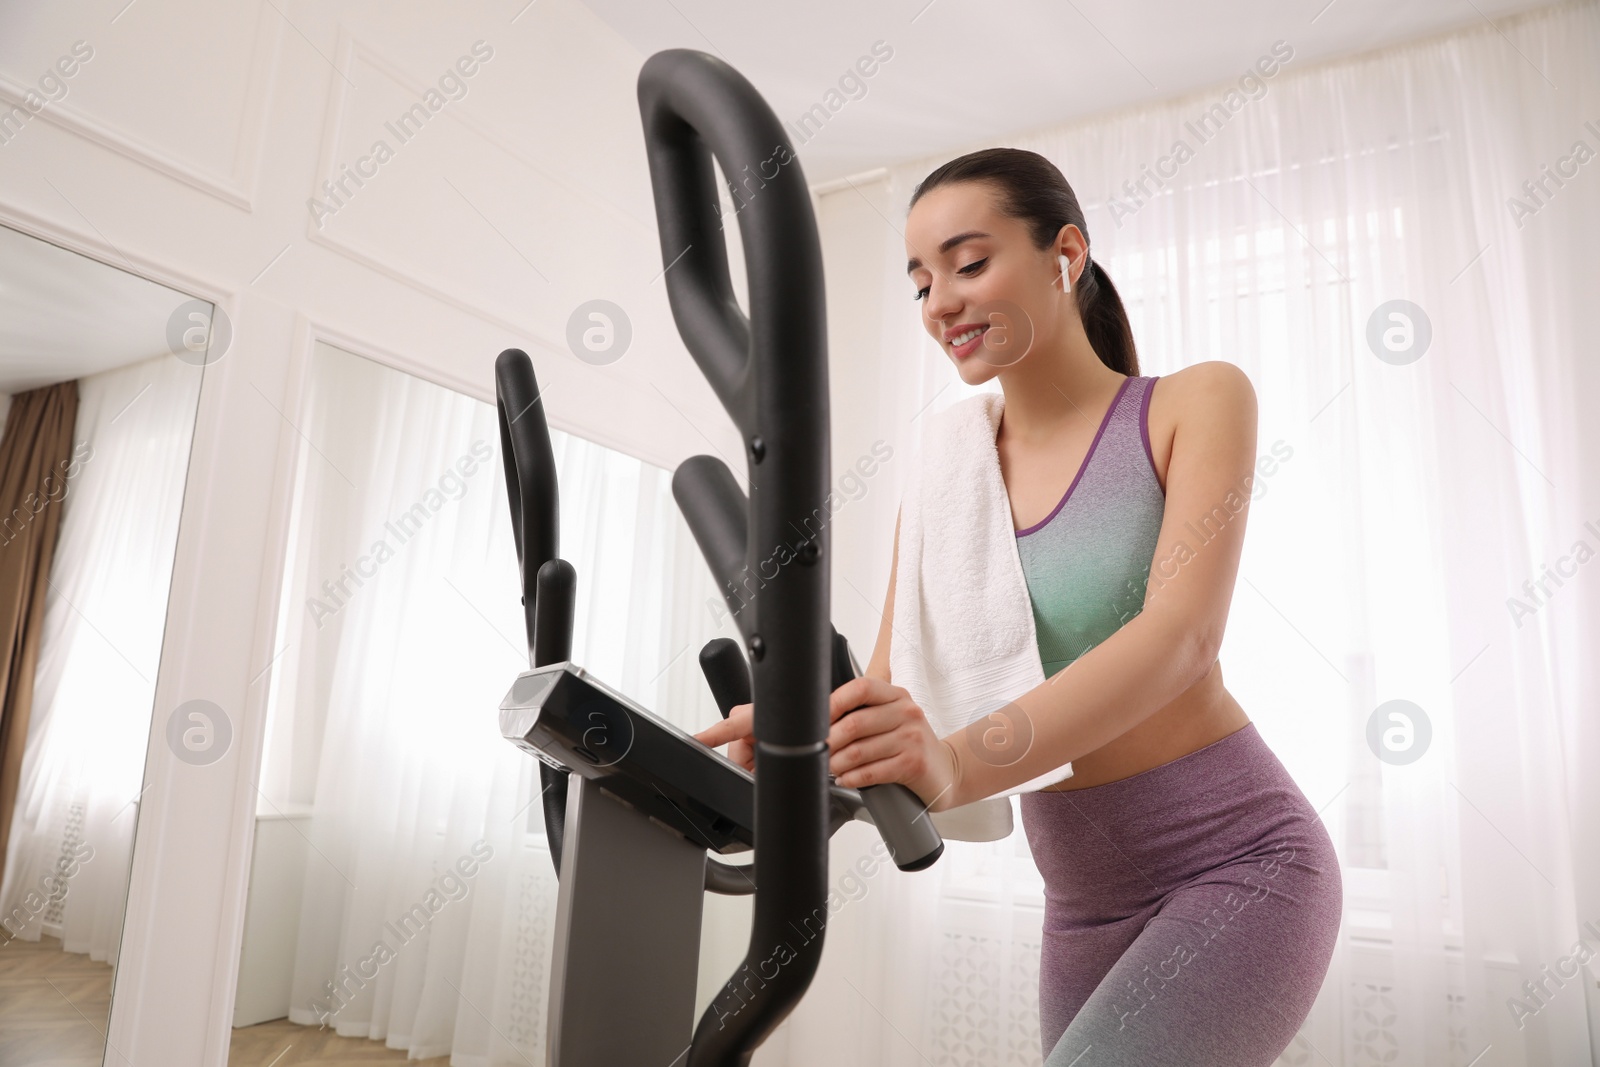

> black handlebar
[699,637,753,716]
[494,350,561,654]
[639,48,833,1067]
[675,458,944,873]
[494,350,576,868]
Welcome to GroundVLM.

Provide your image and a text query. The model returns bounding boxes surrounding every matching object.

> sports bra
[1013,375,1165,676]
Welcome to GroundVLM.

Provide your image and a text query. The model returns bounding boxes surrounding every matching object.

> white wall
[815,174,914,665]
[0,1,887,1061]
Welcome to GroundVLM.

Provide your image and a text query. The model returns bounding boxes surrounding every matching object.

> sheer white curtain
[259,343,740,1063]
[0,353,202,964]
[793,3,1600,1065]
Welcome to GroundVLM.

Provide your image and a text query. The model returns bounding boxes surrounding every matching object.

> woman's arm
[862,506,901,684]
[937,361,1260,807]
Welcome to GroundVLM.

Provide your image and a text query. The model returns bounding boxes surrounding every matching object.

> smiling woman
[884,149,1341,1066]
[690,147,1344,1067]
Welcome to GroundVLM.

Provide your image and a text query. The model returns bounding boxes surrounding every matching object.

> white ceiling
[0,1,1557,399]
[579,0,1555,186]
[0,224,198,395]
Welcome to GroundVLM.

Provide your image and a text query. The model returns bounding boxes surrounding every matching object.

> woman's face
[904,180,1080,385]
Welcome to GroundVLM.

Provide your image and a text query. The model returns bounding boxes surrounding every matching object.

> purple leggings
[1019,722,1341,1067]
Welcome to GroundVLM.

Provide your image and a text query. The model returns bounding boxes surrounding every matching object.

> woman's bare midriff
[1038,656,1251,791]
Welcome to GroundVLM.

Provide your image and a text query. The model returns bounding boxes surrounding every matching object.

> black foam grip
[699,637,753,719]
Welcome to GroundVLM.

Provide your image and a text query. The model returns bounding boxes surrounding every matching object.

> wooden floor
[0,934,448,1066]
[0,933,112,1067]
[229,1018,449,1066]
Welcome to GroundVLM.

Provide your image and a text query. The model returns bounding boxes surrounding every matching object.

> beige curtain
[0,381,78,870]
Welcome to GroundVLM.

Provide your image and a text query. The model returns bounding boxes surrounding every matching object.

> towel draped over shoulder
[889,391,1074,842]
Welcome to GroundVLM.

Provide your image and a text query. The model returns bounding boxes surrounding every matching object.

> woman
[695,148,1341,1066]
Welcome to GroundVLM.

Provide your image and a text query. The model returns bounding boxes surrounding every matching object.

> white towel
[890,391,1074,842]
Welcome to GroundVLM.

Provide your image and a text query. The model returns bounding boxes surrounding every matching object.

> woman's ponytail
[1075,259,1138,376]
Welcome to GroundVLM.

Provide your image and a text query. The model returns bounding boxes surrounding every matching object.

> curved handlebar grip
[639,48,831,1067]
[534,559,575,667]
[672,457,756,643]
[638,62,824,433]
[495,349,576,879]
[699,637,753,718]
[829,631,944,872]
[494,349,563,661]
[857,781,945,872]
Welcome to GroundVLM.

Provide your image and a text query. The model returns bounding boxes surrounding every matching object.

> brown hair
[909,147,1139,376]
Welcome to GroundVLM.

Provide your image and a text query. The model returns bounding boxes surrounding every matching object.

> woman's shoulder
[1152,360,1254,401]
[1150,361,1256,428]
[1143,362,1258,489]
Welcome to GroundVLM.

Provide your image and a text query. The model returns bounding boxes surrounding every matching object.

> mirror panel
[0,221,210,1067]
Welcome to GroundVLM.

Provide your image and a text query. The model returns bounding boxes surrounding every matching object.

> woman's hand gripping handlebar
[695,631,946,872]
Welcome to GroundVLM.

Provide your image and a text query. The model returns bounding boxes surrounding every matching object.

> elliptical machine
[495,48,943,1067]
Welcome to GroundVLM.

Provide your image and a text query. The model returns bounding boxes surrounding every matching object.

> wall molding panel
[0,0,282,211]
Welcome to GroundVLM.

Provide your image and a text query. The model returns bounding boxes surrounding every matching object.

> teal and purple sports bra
[1014,375,1165,677]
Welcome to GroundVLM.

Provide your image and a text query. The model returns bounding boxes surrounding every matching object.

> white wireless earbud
[1058,253,1072,294]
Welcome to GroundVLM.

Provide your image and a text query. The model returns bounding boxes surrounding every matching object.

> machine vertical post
[544,773,708,1065]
